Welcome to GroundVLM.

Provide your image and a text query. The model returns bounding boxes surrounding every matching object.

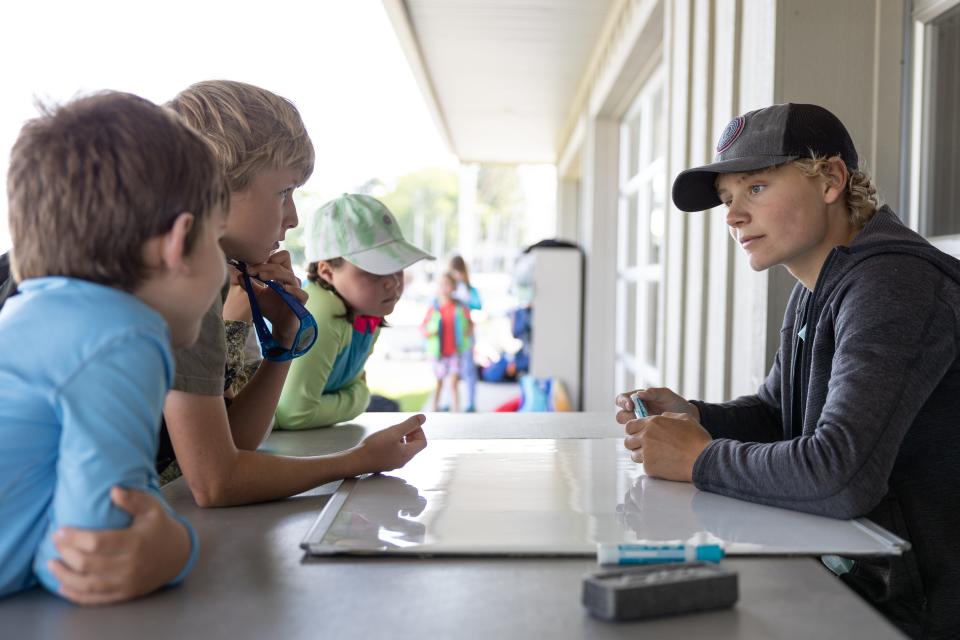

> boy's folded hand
[623,412,712,482]
[243,250,309,347]
[223,262,254,323]
[48,487,191,605]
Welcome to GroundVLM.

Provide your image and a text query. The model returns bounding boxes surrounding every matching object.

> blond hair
[793,155,879,228]
[8,91,228,290]
[167,80,315,192]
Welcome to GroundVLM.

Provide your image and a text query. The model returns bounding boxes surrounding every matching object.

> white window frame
[908,0,960,256]
[614,66,665,393]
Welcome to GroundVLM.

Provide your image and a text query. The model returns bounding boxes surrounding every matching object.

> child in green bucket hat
[276,194,434,429]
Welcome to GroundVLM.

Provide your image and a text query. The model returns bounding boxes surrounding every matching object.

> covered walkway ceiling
[384,0,616,164]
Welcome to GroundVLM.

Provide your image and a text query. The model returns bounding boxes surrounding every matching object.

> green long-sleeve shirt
[275,283,379,429]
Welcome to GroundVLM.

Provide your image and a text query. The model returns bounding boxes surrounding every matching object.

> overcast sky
[0,0,456,252]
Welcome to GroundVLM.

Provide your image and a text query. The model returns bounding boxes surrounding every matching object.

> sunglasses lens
[247,277,317,361]
[295,325,317,352]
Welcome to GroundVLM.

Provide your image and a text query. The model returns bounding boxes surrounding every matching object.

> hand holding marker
[630,392,648,418]
[616,396,726,565]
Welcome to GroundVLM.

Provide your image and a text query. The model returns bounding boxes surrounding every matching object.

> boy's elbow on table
[185,470,239,508]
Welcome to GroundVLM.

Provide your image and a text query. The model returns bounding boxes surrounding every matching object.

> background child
[422,272,473,412]
[276,193,434,429]
[616,103,960,638]
[448,255,482,412]
[0,92,227,603]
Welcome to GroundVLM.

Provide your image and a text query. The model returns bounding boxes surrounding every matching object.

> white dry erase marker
[629,392,648,418]
[597,541,725,566]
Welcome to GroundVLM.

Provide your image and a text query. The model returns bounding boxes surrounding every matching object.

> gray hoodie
[691,207,960,639]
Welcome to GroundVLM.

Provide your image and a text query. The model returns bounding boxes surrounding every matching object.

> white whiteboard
[302,438,907,557]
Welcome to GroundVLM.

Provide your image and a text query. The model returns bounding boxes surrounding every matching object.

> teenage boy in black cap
[615,103,960,639]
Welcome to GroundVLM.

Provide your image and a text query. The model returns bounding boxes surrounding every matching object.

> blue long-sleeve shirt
[0,277,198,599]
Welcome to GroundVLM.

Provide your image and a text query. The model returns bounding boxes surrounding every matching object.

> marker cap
[695,545,725,563]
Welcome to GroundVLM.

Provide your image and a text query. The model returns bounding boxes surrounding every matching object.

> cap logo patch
[716,116,745,154]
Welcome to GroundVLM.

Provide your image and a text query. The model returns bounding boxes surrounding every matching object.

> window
[911,1,960,252]
[614,67,665,393]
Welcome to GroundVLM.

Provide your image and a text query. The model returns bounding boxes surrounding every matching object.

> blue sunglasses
[228,260,318,362]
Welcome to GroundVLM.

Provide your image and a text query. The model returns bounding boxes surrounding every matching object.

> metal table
[0,412,904,639]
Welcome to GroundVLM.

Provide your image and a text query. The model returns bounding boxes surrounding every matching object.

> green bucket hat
[304,193,434,275]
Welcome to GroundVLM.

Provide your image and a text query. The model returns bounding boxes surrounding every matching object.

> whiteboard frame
[301,439,908,558]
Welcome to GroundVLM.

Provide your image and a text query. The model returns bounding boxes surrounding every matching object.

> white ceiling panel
[399,0,616,163]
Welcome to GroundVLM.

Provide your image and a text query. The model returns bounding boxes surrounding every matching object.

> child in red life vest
[422,272,472,412]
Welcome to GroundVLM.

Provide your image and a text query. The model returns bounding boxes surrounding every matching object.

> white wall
[528,248,584,407]
[578,118,620,410]
[556,177,581,242]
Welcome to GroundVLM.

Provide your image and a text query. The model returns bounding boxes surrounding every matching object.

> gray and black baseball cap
[671,103,859,212]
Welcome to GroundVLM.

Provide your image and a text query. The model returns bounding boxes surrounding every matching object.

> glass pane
[615,362,627,396]
[625,281,637,359]
[925,4,960,237]
[617,198,628,270]
[615,280,626,352]
[622,195,638,268]
[648,175,665,265]
[644,282,659,367]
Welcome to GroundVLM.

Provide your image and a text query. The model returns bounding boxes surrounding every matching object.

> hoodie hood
[817,206,960,296]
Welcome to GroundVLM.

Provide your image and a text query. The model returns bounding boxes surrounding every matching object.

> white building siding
[560,0,907,408]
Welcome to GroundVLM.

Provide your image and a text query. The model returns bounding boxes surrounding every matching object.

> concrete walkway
[421,379,520,413]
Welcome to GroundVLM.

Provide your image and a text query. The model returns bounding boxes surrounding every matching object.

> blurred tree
[477,165,525,221]
[286,165,529,276]
[475,165,527,271]
[284,190,334,270]
[283,224,306,269]
[378,168,459,259]
[355,177,387,197]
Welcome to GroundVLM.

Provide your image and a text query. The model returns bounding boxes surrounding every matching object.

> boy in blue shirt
[26,83,428,600]
[0,91,229,603]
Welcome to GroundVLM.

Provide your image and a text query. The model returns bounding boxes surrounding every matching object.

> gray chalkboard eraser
[582,562,738,621]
